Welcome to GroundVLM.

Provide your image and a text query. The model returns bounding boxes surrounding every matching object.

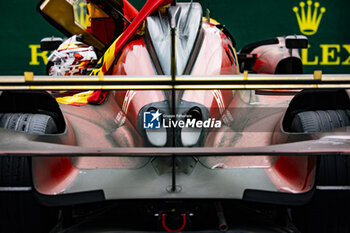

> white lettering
[196,121,203,128]
[214,121,222,128]
[186,118,196,127]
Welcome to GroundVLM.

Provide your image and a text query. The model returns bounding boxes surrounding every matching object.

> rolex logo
[293,1,326,35]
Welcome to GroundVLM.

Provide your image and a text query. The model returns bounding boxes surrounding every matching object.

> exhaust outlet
[181,107,203,147]
[215,201,228,232]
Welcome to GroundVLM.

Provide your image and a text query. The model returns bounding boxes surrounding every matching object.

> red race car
[1,0,350,232]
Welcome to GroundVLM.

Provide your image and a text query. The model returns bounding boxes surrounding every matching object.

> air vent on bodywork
[181,107,203,147]
[145,3,202,75]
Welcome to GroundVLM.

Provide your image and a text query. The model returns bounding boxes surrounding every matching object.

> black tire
[291,110,350,133]
[0,113,57,187]
[291,109,350,185]
[291,110,350,233]
[0,156,31,187]
[0,113,58,233]
[0,113,57,135]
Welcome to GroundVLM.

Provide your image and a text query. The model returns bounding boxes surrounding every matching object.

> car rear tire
[0,113,58,233]
[291,110,350,185]
[291,110,350,134]
[0,113,57,134]
[291,110,350,233]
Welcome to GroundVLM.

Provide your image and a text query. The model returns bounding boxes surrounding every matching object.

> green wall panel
[1,0,349,75]
[0,0,63,75]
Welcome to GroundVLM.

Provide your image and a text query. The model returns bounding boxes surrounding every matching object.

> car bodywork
[36,0,311,201]
[1,0,350,232]
[1,0,349,202]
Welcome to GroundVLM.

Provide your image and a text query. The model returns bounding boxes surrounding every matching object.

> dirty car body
[1,0,350,232]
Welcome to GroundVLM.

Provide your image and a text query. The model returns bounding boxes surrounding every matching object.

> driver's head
[48,35,97,76]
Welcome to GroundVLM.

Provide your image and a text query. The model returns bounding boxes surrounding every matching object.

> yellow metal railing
[1,71,350,90]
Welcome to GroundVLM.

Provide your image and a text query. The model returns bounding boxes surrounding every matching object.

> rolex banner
[0,0,349,75]
[204,0,350,74]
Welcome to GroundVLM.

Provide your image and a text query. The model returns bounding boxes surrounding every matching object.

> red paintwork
[112,38,156,76]
[33,157,80,194]
[101,0,173,74]
[267,116,316,193]
[116,90,166,128]
[34,1,316,196]
[191,22,239,75]
[251,37,302,74]
[90,18,116,45]
[121,0,139,21]
[112,37,165,128]
[33,91,147,194]
[110,18,316,195]
[112,21,239,134]
[87,0,138,45]
[203,91,316,193]
[182,22,238,120]
[266,156,316,193]
[253,58,269,74]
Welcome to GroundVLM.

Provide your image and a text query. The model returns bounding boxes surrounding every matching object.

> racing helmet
[48,35,97,76]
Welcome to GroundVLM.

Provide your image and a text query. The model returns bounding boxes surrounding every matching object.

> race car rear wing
[1,71,350,90]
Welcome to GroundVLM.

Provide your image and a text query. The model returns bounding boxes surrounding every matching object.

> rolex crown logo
[293,1,326,35]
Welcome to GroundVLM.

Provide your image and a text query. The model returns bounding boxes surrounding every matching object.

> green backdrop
[1,0,349,75]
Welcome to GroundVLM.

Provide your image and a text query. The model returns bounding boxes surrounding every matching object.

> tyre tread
[291,109,350,185]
